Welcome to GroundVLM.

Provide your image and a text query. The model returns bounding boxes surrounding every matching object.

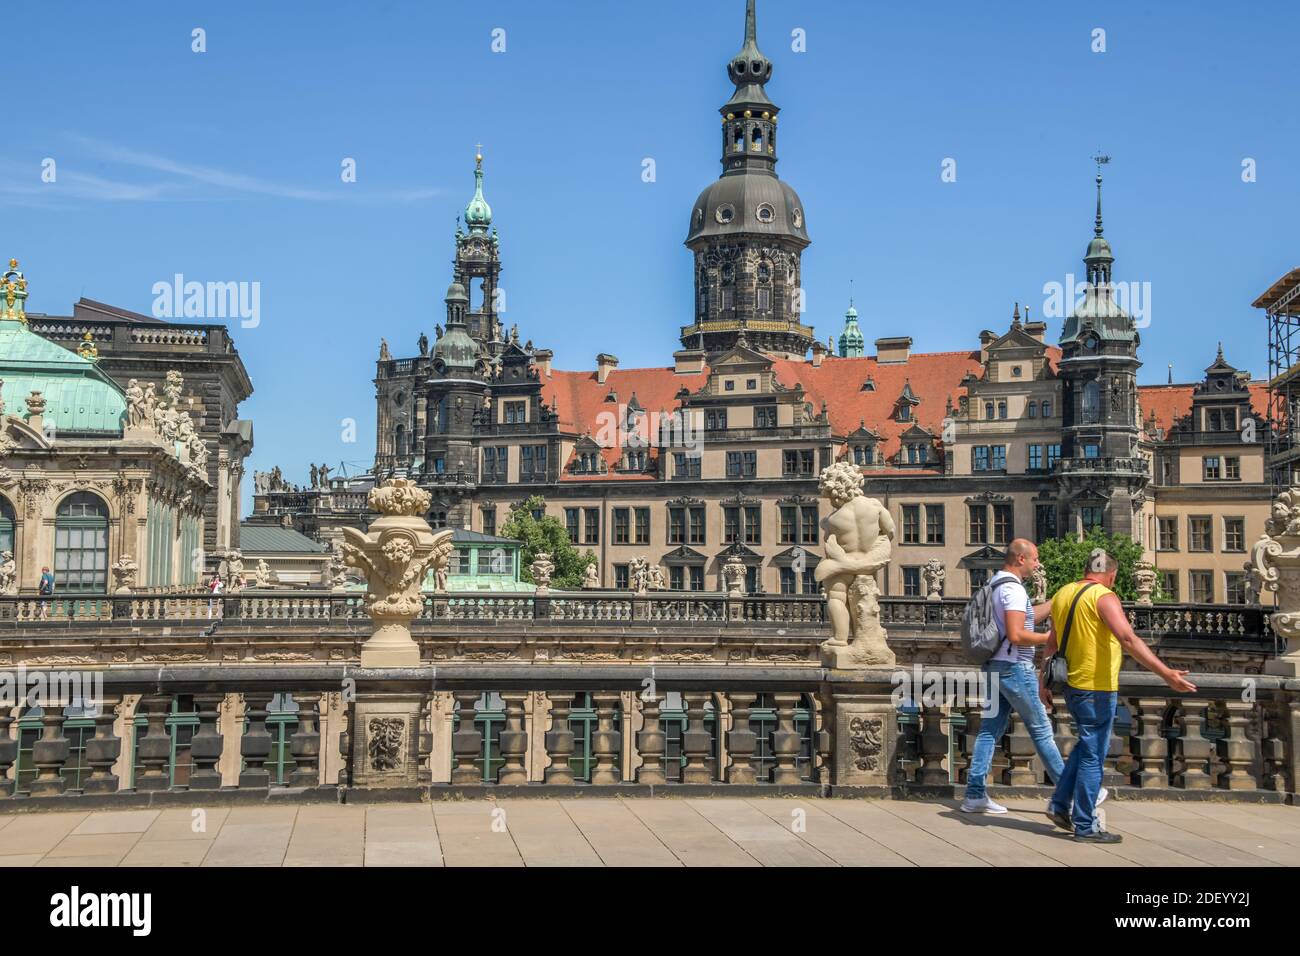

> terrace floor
[1,796,1296,867]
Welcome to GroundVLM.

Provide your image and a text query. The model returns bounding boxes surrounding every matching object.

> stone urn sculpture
[1250,487,1300,676]
[922,558,945,601]
[813,461,896,669]
[1132,559,1157,606]
[529,551,555,595]
[722,556,746,597]
[341,479,453,667]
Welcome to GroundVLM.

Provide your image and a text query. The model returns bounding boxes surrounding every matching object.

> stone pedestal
[348,689,425,789]
[822,679,898,788]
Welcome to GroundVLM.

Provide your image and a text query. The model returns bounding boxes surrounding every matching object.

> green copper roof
[838,302,864,357]
[464,153,492,233]
[0,317,126,434]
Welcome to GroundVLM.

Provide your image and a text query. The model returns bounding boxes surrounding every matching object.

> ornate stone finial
[1011,302,1021,328]
[111,554,138,594]
[76,331,99,361]
[1,259,28,324]
[1132,558,1156,606]
[1251,486,1300,676]
[722,555,746,597]
[921,558,946,601]
[24,390,46,418]
[815,460,895,668]
[529,551,555,594]
[341,478,453,666]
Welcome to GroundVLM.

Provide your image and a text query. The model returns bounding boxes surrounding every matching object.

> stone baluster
[1102,718,1129,788]
[497,692,529,785]
[726,692,758,784]
[189,694,224,790]
[29,708,71,796]
[1261,697,1290,793]
[1050,694,1075,763]
[954,704,981,784]
[1132,698,1169,789]
[544,693,576,785]
[82,697,123,795]
[0,712,15,797]
[1217,700,1257,791]
[771,693,803,785]
[1172,699,1213,789]
[1000,712,1037,786]
[134,695,174,792]
[916,707,949,786]
[451,691,483,784]
[590,692,622,785]
[813,696,833,784]
[680,692,713,784]
[634,694,667,785]
[289,696,322,788]
[239,693,274,789]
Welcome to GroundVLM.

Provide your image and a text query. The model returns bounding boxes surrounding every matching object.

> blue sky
[4,1,1298,507]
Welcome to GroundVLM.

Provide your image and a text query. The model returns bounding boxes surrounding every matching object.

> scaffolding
[1256,267,1300,488]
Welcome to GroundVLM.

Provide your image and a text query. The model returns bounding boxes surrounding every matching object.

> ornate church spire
[464,147,493,236]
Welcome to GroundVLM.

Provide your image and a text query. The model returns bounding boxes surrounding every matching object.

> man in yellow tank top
[1040,548,1196,843]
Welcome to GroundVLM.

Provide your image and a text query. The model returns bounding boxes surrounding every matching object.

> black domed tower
[681,0,814,360]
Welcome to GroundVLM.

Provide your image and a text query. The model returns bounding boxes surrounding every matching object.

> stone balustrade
[0,665,1292,806]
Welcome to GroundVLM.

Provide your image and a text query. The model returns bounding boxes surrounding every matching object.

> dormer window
[861,377,876,392]
[852,444,875,466]
[898,404,912,422]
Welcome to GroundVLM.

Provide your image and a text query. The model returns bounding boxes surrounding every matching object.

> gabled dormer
[893,380,920,423]
[895,422,937,467]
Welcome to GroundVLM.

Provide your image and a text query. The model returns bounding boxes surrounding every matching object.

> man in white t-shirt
[961,539,1080,813]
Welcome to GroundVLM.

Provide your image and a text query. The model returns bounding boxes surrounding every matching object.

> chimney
[810,340,826,368]
[874,336,912,364]
[978,329,996,363]
[596,352,619,384]
[1022,321,1047,344]
[533,348,553,377]
[673,349,705,375]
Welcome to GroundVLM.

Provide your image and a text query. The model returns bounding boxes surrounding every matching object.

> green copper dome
[0,316,126,434]
[463,152,492,234]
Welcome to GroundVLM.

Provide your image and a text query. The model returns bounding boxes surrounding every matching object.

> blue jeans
[1048,687,1117,835]
[964,660,1065,800]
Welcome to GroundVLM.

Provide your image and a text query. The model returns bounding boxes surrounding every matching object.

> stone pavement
[0,796,1296,867]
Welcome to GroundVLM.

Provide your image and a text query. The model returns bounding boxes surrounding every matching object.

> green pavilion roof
[0,317,126,434]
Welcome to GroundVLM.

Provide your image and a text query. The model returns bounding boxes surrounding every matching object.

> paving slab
[622,799,759,866]
[747,798,914,866]
[491,800,602,867]
[201,807,297,867]
[364,805,443,867]
[817,800,988,866]
[687,798,835,867]
[559,798,680,867]
[284,805,366,867]
[431,803,524,867]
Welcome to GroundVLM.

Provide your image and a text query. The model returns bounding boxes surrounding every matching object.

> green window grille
[451,692,507,782]
[0,494,15,558]
[241,694,300,785]
[15,704,96,793]
[131,695,199,788]
[749,693,815,781]
[54,492,109,593]
[567,692,622,782]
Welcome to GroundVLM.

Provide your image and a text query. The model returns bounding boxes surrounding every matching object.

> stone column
[341,479,453,667]
[82,696,123,795]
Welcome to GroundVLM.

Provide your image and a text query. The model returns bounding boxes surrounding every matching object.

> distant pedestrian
[38,567,54,620]
[207,573,224,620]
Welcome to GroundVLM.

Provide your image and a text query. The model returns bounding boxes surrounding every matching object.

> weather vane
[1092,152,1111,172]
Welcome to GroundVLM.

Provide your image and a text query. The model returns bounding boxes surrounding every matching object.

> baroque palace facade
[351,1,1269,603]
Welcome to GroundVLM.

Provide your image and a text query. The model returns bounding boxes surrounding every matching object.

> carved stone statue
[1243,557,1262,607]
[254,559,278,588]
[125,380,145,428]
[379,338,391,361]
[1132,559,1157,606]
[813,461,896,668]
[1250,486,1300,676]
[922,558,945,601]
[110,554,138,594]
[225,550,245,590]
[328,544,348,590]
[0,550,16,594]
[722,556,746,597]
[647,563,666,591]
[341,478,453,666]
[628,556,650,595]
[418,332,429,357]
[582,560,599,589]
[1029,564,1048,604]
[310,464,319,488]
[529,552,555,594]
[319,464,332,487]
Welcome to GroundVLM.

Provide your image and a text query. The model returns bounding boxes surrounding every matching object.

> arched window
[395,424,407,459]
[0,494,15,559]
[1082,381,1100,424]
[54,492,109,594]
[733,125,744,153]
[750,125,763,151]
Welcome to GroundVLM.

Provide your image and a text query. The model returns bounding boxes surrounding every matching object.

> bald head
[1002,538,1039,580]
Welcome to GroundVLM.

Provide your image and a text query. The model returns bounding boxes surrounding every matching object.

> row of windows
[1159,569,1249,605]
[972,444,1062,472]
[613,563,818,595]
[566,504,821,547]
[1156,515,1246,553]
[982,399,1053,420]
[1202,456,1241,481]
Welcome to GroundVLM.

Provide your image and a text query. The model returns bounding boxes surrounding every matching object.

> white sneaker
[960,796,1008,814]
